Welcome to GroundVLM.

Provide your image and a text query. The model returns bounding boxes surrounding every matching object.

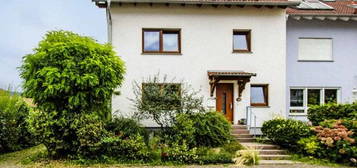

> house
[286,0,357,121]
[93,0,300,132]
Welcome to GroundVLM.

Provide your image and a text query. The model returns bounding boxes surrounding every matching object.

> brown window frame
[250,84,269,107]
[142,29,181,54]
[233,29,251,53]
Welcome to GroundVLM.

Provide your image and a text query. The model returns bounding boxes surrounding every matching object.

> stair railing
[246,106,257,137]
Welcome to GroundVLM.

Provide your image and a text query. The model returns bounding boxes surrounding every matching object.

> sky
[0,0,107,90]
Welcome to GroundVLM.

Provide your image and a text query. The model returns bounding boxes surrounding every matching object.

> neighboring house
[93,0,299,131]
[286,0,357,121]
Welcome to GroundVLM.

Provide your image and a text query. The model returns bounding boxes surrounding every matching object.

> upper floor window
[250,84,268,106]
[233,30,251,53]
[289,87,340,115]
[142,29,181,54]
[298,38,333,61]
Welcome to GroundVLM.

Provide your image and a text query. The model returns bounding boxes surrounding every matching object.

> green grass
[0,145,46,166]
[290,154,350,167]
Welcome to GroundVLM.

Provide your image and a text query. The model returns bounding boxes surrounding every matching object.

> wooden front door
[216,83,234,122]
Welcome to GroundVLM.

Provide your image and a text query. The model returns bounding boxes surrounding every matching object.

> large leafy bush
[261,118,312,149]
[308,103,357,125]
[298,120,356,166]
[105,117,149,140]
[171,112,232,147]
[21,31,125,158]
[0,90,36,153]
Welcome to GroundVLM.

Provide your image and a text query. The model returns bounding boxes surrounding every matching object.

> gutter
[106,0,112,44]
[109,0,300,7]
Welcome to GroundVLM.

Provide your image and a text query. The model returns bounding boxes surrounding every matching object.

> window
[142,83,181,109]
[289,87,340,115]
[142,29,181,54]
[251,84,268,106]
[233,30,251,53]
[298,38,333,61]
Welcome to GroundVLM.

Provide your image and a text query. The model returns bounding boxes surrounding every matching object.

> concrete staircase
[232,125,296,165]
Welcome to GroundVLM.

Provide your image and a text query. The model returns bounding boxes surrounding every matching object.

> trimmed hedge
[308,103,357,125]
[261,118,312,149]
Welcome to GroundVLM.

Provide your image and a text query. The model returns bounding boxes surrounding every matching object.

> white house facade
[93,0,299,131]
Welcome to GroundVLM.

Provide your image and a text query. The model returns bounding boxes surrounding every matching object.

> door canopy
[207,70,256,101]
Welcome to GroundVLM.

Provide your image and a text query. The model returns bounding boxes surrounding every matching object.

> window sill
[289,113,308,116]
[142,52,182,56]
[297,60,334,62]
[233,51,252,54]
[250,105,270,108]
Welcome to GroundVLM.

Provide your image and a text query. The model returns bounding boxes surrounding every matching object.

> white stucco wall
[110,4,287,127]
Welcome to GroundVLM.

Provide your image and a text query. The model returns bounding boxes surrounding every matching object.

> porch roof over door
[207,70,256,100]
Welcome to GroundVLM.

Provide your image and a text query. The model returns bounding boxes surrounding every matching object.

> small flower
[339,149,346,154]
[350,158,357,163]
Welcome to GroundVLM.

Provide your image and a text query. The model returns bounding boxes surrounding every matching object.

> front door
[216,83,234,123]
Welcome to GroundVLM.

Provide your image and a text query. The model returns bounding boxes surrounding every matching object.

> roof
[93,0,300,7]
[207,70,257,77]
[287,0,357,16]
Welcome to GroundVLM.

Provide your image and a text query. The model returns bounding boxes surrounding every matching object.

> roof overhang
[93,0,300,8]
[207,70,256,99]
[288,14,357,21]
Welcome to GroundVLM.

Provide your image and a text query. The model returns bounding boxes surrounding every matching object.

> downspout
[106,0,112,43]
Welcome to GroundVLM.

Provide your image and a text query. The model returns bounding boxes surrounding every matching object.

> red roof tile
[287,0,357,16]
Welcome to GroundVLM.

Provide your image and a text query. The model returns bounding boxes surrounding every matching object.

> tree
[20,31,125,157]
[131,74,204,129]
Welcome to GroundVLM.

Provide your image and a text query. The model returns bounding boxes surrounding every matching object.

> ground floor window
[289,87,340,115]
[251,84,269,107]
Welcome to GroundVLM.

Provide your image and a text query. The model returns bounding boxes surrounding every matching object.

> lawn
[0,145,352,168]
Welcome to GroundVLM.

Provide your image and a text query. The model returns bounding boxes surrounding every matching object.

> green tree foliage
[0,90,36,153]
[21,31,125,158]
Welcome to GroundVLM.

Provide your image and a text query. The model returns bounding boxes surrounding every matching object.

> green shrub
[100,135,151,161]
[105,117,149,142]
[261,118,312,149]
[74,114,109,158]
[222,141,244,155]
[0,90,36,153]
[297,136,321,155]
[21,31,125,158]
[162,141,198,163]
[196,147,234,164]
[171,112,232,147]
[308,103,357,126]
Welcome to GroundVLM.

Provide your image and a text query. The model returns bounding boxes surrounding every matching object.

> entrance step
[260,154,290,160]
[235,138,255,142]
[232,125,247,129]
[231,134,253,138]
[259,160,298,165]
[240,143,281,150]
[239,149,287,155]
[232,125,293,164]
[231,130,250,134]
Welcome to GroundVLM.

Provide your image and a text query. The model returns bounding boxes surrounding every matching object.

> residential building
[93,0,299,131]
[286,0,357,121]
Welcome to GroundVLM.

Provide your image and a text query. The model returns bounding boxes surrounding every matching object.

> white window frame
[289,87,341,116]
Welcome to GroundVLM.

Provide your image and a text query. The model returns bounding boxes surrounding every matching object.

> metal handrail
[246,106,257,137]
